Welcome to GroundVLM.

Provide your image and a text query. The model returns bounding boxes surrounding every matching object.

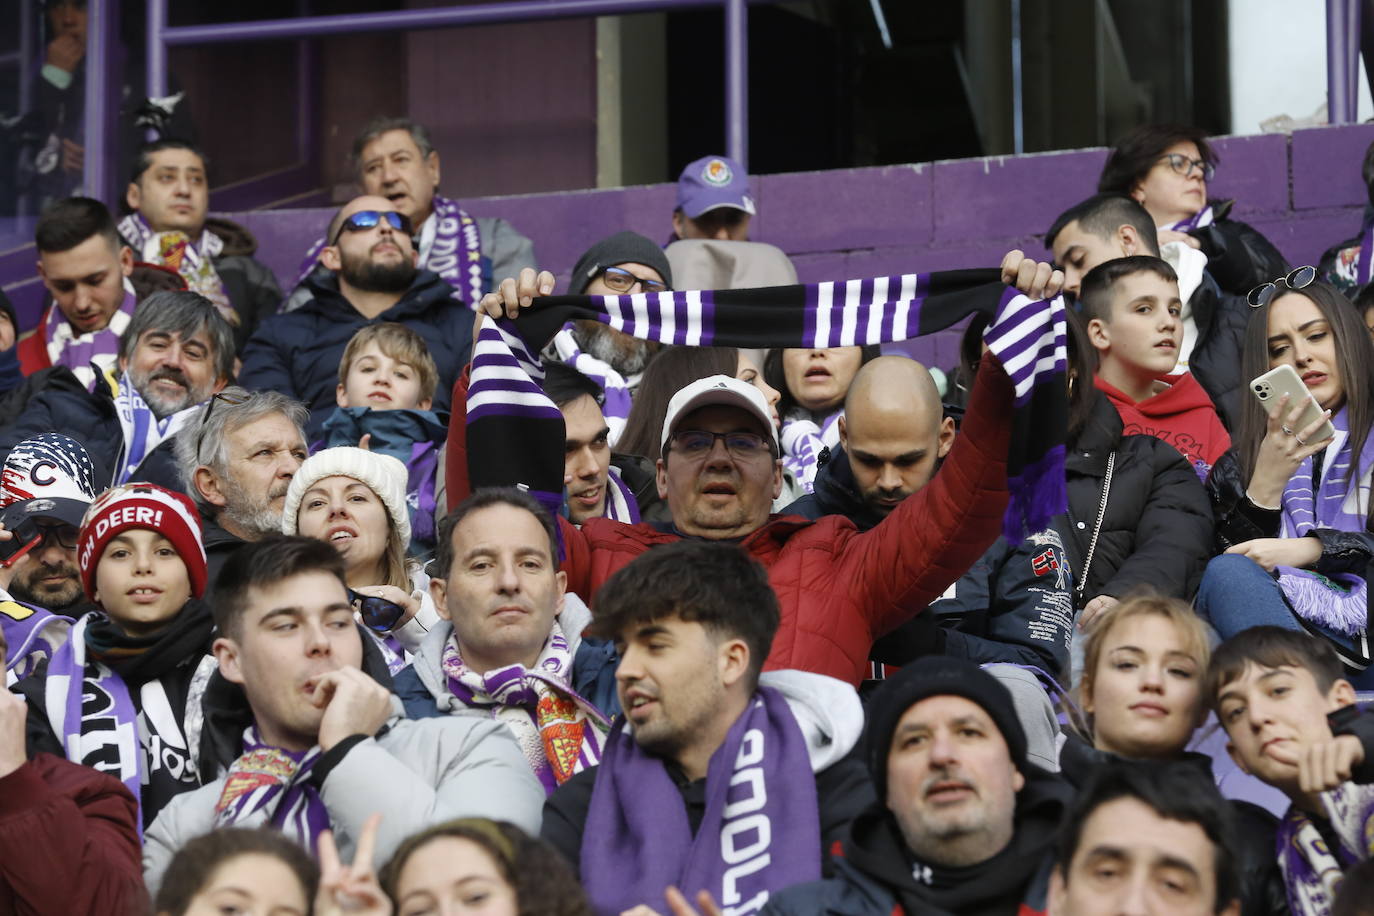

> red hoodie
[1095,372,1230,479]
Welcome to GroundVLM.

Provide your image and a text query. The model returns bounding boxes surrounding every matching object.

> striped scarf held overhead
[467,269,1067,543]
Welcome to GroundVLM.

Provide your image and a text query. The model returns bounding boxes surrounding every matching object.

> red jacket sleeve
[16,330,50,377]
[840,354,1014,637]
[0,753,146,916]
[445,365,474,512]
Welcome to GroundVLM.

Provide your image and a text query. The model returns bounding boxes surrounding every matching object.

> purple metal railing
[1328,0,1363,124]
[144,0,770,176]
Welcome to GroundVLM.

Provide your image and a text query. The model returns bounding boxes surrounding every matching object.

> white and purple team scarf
[1167,204,1215,234]
[213,726,331,854]
[44,282,137,391]
[296,194,484,306]
[1276,408,1374,634]
[581,686,820,916]
[117,212,232,319]
[550,325,632,447]
[0,593,71,685]
[112,372,201,485]
[780,407,843,494]
[1353,216,1374,287]
[603,467,640,524]
[465,269,1068,544]
[1276,778,1374,915]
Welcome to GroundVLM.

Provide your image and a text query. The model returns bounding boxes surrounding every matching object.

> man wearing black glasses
[240,194,475,437]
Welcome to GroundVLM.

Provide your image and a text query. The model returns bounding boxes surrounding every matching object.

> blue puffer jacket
[393,598,621,721]
[238,270,473,437]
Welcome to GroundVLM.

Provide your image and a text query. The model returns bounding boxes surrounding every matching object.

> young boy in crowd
[1208,626,1374,915]
[1080,255,1230,479]
[322,322,446,556]
[16,483,217,830]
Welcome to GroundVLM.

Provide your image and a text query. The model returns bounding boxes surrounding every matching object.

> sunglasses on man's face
[332,210,414,245]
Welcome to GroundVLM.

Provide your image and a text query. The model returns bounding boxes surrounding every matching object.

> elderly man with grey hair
[174,386,310,588]
[284,115,535,312]
[0,289,233,491]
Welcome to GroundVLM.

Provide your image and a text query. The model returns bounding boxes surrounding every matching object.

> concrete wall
[8,122,1374,368]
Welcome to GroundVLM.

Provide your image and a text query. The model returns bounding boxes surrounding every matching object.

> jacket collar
[301,269,457,320]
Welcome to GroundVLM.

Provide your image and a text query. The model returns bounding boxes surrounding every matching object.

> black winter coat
[238,270,473,437]
[785,448,1074,676]
[0,368,182,491]
[1186,271,1253,431]
[1192,206,1290,297]
[1058,732,1289,916]
[1055,394,1214,604]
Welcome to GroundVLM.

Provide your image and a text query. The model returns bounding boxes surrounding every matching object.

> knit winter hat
[864,655,1029,801]
[77,483,208,599]
[281,447,411,547]
[569,231,673,295]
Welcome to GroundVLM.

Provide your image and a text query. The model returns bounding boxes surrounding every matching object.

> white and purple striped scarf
[603,466,640,524]
[213,727,331,854]
[1276,780,1374,915]
[440,619,609,793]
[117,212,232,318]
[44,283,137,391]
[296,194,484,305]
[112,372,200,485]
[550,325,632,447]
[780,407,843,494]
[465,269,1067,544]
[1167,204,1216,234]
[1278,408,1374,634]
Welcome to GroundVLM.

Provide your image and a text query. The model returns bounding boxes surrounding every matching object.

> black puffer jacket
[1058,732,1289,916]
[1185,271,1252,431]
[1055,394,1215,604]
[203,216,284,354]
[1191,204,1291,296]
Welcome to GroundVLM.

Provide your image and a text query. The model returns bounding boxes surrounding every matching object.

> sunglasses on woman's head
[1247,265,1317,309]
[332,210,414,245]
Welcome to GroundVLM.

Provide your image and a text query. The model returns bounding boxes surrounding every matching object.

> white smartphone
[1249,365,1337,445]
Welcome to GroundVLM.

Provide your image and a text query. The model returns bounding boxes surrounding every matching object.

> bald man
[784,356,1073,676]
[239,194,475,434]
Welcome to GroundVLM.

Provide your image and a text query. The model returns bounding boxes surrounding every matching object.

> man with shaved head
[239,194,475,435]
[785,355,1073,676]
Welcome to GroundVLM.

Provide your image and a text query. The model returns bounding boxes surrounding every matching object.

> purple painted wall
[8,122,1374,368]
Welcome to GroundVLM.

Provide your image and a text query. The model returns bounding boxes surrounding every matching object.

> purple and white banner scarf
[580,686,820,916]
[118,212,232,318]
[603,466,640,524]
[44,614,160,831]
[1167,204,1215,234]
[780,407,843,494]
[112,372,201,485]
[213,726,331,854]
[1277,408,1374,634]
[0,593,71,685]
[466,269,1067,543]
[44,282,137,391]
[441,618,609,793]
[296,194,484,306]
[1276,780,1374,915]
[550,325,632,447]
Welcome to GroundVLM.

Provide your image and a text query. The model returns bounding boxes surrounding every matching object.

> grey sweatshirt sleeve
[478,217,537,291]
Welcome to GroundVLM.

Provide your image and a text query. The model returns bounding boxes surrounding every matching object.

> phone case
[1249,365,1337,444]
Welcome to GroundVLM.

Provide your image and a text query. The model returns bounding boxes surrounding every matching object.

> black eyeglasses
[192,391,249,462]
[349,589,407,633]
[600,266,669,295]
[332,210,414,245]
[1247,265,1317,309]
[33,520,80,550]
[1158,152,1215,182]
[666,430,773,460]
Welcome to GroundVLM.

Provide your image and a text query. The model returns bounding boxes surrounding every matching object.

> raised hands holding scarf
[469,262,1069,544]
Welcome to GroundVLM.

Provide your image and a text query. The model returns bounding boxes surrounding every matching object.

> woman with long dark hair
[1199,271,1374,684]
[1099,124,1288,295]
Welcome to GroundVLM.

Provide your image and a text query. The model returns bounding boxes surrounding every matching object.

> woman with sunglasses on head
[14,483,219,830]
[1099,124,1289,296]
[283,446,440,660]
[1199,268,1374,685]
[1061,593,1287,915]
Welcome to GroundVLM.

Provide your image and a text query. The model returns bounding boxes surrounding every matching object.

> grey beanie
[569,231,673,295]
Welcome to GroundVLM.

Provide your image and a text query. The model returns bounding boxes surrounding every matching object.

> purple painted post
[1328,0,1361,124]
[82,0,120,204]
[18,0,34,113]
[725,0,748,167]
[147,0,168,100]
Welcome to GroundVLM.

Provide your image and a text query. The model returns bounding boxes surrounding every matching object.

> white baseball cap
[659,375,780,454]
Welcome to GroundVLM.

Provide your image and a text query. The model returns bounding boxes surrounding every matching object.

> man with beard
[240,194,476,436]
[0,434,100,618]
[0,290,232,492]
[174,387,309,589]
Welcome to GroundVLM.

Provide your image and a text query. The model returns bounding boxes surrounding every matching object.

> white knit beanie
[281,447,411,547]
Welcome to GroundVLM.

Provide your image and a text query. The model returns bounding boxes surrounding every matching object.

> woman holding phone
[1199,268,1374,682]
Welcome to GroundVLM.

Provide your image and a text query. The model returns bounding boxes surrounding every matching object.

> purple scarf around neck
[213,726,331,854]
[44,285,137,391]
[1277,408,1374,634]
[1168,204,1215,233]
[580,686,820,916]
